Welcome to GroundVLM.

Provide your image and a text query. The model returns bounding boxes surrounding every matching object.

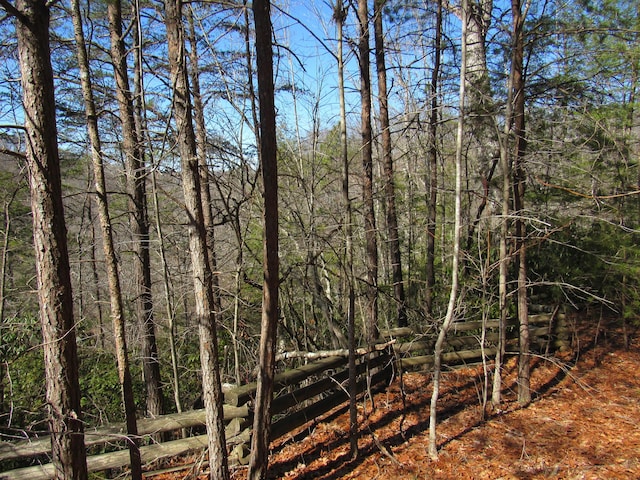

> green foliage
[0,168,37,321]
[2,347,47,431]
[78,350,145,425]
[2,0,640,462]
[529,219,640,324]
[174,338,205,409]
[0,314,40,362]
[1,316,44,431]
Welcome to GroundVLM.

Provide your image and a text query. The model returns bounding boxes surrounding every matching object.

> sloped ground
[154,318,640,479]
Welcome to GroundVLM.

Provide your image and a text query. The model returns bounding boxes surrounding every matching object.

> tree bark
[106,0,163,420]
[131,2,183,417]
[72,1,143,476]
[511,0,530,406]
[186,6,224,325]
[493,90,512,408]
[333,0,357,456]
[248,0,279,478]
[428,0,466,459]
[463,0,498,258]
[357,0,379,345]
[10,0,88,476]
[425,0,443,315]
[163,0,229,477]
[492,0,519,407]
[87,195,105,349]
[374,0,406,327]
[150,168,183,416]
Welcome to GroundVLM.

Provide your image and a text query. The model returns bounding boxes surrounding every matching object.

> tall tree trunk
[374,0,406,327]
[132,0,183,416]
[492,94,512,408]
[133,0,164,421]
[511,0,530,406]
[7,0,89,476]
[71,1,143,477]
[150,169,183,415]
[357,0,379,345]
[425,0,443,315]
[107,0,163,419]
[163,0,229,477]
[76,179,90,323]
[248,0,279,478]
[186,6,224,325]
[492,2,519,407]
[333,0,358,458]
[428,0,466,459]
[463,0,498,258]
[87,190,105,348]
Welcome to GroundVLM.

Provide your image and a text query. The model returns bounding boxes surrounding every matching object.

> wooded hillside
[0,0,638,477]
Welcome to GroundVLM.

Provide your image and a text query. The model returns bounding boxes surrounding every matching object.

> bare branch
[0,148,26,160]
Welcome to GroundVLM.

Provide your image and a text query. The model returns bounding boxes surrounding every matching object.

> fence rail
[0,310,567,479]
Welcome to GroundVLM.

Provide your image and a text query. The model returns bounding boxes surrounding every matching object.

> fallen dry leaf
[148,317,640,480]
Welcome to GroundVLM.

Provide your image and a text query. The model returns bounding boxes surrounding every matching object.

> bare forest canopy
[0,0,638,477]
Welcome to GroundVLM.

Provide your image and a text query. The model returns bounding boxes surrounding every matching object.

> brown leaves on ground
[155,319,640,479]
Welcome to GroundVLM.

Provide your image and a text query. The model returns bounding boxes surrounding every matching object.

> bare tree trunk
[150,169,183,416]
[76,179,90,323]
[463,0,498,258]
[107,0,163,420]
[247,0,279,480]
[374,0,406,327]
[332,0,357,458]
[248,0,279,478]
[87,193,105,349]
[7,0,89,476]
[492,108,512,408]
[131,0,183,416]
[163,0,229,477]
[186,6,224,326]
[426,0,443,315]
[428,0,467,459]
[133,0,165,421]
[71,1,142,477]
[492,6,518,407]
[357,0,379,345]
[226,1,260,387]
[310,256,347,349]
[632,70,640,221]
[512,0,530,406]
[232,262,243,385]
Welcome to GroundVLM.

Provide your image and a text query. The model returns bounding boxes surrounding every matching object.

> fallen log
[380,327,414,338]
[2,424,253,480]
[269,364,393,440]
[0,404,248,462]
[1,434,209,480]
[225,355,348,406]
[449,314,560,334]
[395,339,433,354]
[399,347,497,370]
[271,351,393,416]
[274,340,395,362]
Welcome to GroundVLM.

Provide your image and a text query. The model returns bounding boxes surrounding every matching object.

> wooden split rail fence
[0,310,567,479]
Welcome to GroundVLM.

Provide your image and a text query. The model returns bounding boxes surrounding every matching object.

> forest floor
[152,317,640,479]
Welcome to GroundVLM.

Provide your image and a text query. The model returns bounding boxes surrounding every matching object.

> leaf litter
[151,318,640,479]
